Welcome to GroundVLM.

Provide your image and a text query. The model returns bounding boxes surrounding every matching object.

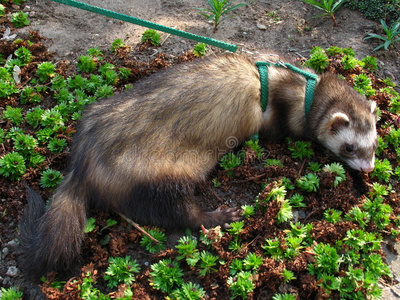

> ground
[20,0,399,80]
[1,0,400,299]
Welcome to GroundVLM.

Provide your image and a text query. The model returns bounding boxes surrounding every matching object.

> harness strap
[281,63,318,118]
[255,61,318,118]
[255,62,269,112]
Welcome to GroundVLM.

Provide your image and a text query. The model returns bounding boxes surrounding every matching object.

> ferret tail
[19,184,87,280]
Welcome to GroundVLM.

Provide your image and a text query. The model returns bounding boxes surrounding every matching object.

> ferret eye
[345,144,355,153]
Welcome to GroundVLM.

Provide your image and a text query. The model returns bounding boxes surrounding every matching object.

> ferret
[19,53,377,279]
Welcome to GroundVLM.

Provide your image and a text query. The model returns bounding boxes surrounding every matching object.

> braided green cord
[255,61,270,112]
[282,63,318,118]
[50,0,238,53]
[255,61,317,126]
[251,61,270,141]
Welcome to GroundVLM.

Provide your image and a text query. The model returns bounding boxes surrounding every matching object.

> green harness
[255,61,318,117]
[251,61,318,141]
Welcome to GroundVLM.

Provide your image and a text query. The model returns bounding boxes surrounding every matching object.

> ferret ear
[329,112,350,132]
[369,100,377,114]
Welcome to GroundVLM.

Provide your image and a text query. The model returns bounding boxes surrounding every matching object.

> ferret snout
[349,158,375,173]
[361,164,374,173]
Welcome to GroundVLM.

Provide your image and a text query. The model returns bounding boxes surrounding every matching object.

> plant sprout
[10,11,30,28]
[104,256,140,288]
[227,271,255,299]
[141,29,161,46]
[365,17,400,51]
[149,259,184,293]
[140,228,167,253]
[192,43,208,57]
[196,0,246,33]
[40,169,64,188]
[299,0,347,27]
[0,151,26,180]
[170,282,206,300]
[0,286,24,299]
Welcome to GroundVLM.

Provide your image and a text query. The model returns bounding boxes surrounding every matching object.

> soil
[19,0,400,81]
[0,0,400,299]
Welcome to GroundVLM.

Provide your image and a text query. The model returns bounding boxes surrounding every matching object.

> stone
[256,23,267,30]
[6,266,20,277]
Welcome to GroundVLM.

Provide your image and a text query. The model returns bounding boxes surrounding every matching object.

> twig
[295,52,307,60]
[150,48,159,57]
[234,173,267,183]
[160,33,171,46]
[117,212,159,244]
[160,26,176,46]
[298,158,308,177]
[288,158,308,199]
[243,234,261,249]
[303,209,320,222]
[210,188,224,203]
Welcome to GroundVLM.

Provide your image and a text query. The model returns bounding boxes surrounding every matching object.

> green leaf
[221,3,246,15]
[84,217,96,233]
[331,0,346,12]
[380,19,389,32]
[384,40,391,50]
[364,33,387,41]
[301,0,325,9]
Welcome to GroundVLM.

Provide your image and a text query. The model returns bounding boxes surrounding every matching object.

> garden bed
[0,0,400,299]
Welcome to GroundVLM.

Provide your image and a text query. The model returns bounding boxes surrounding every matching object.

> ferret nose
[361,165,374,173]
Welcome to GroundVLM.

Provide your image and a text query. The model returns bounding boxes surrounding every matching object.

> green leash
[49,0,238,53]
[252,61,318,141]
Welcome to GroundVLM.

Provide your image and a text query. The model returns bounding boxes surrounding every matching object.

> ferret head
[314,75,378,173]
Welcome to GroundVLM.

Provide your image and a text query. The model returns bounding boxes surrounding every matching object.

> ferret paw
[203,207,242,229]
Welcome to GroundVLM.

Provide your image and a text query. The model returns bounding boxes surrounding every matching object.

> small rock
[380,284,400,300]
[2,276,12,286]
[2,247,9,258]
[6,266,20,277]
[383,243,400,279]
[392,285,400,297]
[7,240,17,248]
[293,210,306,221]
[256,23,267,30]
[384,70,395,80]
